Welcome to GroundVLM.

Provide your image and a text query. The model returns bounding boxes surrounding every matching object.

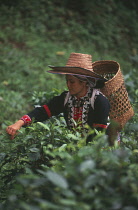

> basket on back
[92,60,134,129]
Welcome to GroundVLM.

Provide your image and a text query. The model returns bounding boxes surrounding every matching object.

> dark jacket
[27,90,110,129]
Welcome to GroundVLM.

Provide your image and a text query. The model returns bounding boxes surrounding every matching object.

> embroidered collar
[66,87,92,129]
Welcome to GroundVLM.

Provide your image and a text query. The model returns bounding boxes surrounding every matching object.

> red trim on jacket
[93,123,107,129]
[43,105,52,118]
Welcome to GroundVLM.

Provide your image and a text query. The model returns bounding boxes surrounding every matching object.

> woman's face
[66,75,87,98]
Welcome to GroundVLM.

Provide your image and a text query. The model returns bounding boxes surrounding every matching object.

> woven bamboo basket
[92,60,134,129]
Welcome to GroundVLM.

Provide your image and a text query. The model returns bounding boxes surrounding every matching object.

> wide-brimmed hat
[48,52,105,80]
[92,60,134,129]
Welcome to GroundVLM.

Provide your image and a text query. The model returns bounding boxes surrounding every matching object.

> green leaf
[67,134,78,140]
[58,144,67,152]
[37,122,50,131]
[59,198,76,206]
[0,152,6,161]
[79,159,95,172]
[35,198,62,209]
[28,150,40,161]
[46,171,68,189]
[29,148,39,153]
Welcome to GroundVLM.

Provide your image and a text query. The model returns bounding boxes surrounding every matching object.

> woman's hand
[6,120,25,139]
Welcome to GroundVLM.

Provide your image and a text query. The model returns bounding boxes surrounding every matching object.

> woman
[6,53,110,141]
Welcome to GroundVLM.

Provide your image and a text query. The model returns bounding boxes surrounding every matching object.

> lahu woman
[6,53,110,142]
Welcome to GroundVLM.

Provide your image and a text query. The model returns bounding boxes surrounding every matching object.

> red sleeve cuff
[20,115,32,125]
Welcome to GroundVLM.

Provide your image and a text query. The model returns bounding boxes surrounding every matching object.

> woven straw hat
[48,52,105,80]
[92,60,134,129]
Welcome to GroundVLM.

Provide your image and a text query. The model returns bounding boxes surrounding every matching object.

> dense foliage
[1,120,138,209]
[0,0,138,209]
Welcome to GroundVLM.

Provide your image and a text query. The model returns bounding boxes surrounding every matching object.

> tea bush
[0,0,138,209]
[1,127,138,209]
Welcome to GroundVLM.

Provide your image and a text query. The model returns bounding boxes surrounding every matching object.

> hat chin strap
[87,78,97,88]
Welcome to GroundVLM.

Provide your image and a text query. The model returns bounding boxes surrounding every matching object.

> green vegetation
[0,0,138,209]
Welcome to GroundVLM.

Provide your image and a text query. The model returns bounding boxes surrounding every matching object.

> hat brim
[48,65,105,80]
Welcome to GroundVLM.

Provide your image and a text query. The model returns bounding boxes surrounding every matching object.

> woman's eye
[67,80,74,84]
